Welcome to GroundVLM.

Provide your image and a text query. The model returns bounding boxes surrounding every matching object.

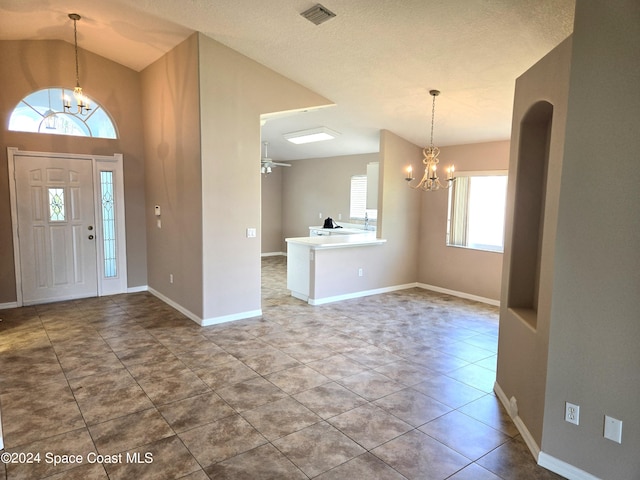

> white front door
[14,156,98,304]
[9,148,128,306]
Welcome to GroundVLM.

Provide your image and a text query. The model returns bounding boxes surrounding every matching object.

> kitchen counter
[285,233,387,304]
[287,232,385,249]
[308,224,376,236]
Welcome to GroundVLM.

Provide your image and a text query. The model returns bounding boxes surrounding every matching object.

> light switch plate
[246,228,257,238]
[604,415,622,444]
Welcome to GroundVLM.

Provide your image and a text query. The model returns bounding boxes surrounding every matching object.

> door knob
[88,235,94,240]
[88,225,94,230]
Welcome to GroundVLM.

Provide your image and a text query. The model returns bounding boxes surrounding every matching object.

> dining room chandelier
[64,13,92,115]
[405,89,455,191]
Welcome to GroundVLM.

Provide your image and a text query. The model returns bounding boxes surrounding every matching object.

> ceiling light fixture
[64,13,91,115]
[283,127,340,144]
[405,90,455,191]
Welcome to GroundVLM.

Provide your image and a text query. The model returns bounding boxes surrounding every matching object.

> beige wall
[377,130,422,287]
[0,40,147,304]
[197,33,332,321]
[496,36,572,450]
[541,2,640,478]
[141,35,203,317]
[261,167,284,254]
[282,153,379,242]
[417,141,509,301]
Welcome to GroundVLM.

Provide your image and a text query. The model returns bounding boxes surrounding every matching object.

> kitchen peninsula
[286,232,386,305]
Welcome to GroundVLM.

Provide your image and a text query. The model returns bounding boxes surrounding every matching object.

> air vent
[300,4,336,25]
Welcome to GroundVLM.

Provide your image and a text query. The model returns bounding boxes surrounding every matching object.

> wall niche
[507,101,553,329]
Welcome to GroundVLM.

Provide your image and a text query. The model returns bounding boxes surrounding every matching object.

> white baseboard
[0,301,19,310]
[261,252,286,257]
[127,285,148,293]
[309,283,417,305]
[147,287,262,327]
[147,287,202,324]
[418,283,500,307]
[493,381,541,460]
[200,309,262,326]
[538,452,602,480]
[494,382,602,479]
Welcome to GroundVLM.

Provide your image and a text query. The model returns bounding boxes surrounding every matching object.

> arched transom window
[9,87,118,139]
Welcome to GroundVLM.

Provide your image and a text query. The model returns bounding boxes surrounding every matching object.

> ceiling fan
[261,141,291,174]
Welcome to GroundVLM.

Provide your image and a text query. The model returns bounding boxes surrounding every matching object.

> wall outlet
[319,212,323,219]
[358,268,363,277]
[169,274,174,284]
[565,402,580,425]
[604,415,622,444]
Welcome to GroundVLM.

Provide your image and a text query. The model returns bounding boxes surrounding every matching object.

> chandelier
[405,89,455,191]
[64,13,92,115]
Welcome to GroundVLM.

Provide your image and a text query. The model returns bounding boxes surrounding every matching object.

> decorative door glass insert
[100,171,117,277]
[48,188,66,222]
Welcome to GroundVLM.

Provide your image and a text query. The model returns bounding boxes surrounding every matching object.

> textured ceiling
[0,0,575,161]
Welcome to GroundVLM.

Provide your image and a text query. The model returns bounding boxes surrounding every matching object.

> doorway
[8,148,127,306]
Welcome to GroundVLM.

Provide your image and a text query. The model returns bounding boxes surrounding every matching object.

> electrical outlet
[358,268,363,277]
[565,402,580,425]
[169,274,174,284]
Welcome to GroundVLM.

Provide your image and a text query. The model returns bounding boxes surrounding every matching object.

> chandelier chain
[73,16,80,87]
[430,93,436,147]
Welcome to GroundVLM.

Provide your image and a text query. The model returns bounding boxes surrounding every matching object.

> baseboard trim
[418,283,500,306]
[309,283,417,305]
[261,252,286,257]
[0,301,19,310]
[147,287,262,327]
[127,285,148,293]
[200,309,262,326]
[493,381,541,460]
[538,452,601,480]
[147,287,202,325]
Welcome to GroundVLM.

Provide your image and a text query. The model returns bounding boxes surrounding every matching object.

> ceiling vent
[300,4,336,25]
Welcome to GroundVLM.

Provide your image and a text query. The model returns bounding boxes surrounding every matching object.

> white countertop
[286,233,386,249]
[309,224,376,234]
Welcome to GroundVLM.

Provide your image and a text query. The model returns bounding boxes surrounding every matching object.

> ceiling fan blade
[272,162,291,167]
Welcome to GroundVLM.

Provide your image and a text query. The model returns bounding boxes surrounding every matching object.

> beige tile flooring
[0,256,564,479]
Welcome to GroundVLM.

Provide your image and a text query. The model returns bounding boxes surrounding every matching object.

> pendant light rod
[428,89,439,148]
[69,13,81,89]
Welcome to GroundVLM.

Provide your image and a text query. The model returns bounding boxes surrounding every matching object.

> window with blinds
[350,175,368,219]
[447,172,508,252]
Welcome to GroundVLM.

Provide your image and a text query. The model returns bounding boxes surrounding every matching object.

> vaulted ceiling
[0,0,575,160]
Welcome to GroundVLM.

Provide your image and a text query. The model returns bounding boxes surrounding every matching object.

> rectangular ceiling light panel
[283,127,341,144]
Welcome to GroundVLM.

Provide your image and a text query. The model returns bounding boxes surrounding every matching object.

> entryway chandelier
[64,13,92,115]
[405,89,455,191]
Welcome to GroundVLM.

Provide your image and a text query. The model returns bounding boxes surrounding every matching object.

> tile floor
[0,256,564,479]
